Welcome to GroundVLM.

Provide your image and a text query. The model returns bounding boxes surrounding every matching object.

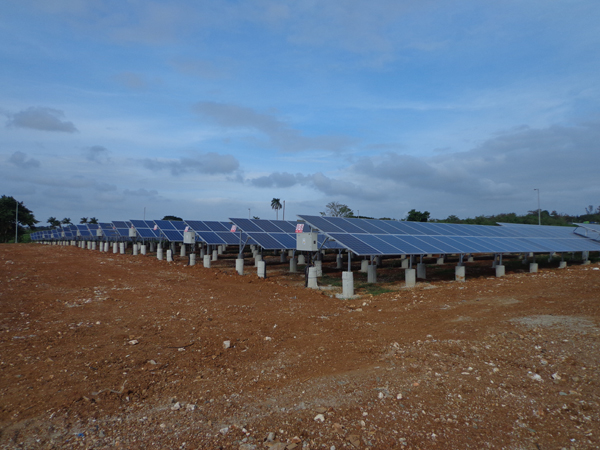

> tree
[0,196,38,243]
[585,205,594,215]
[253,216,260,220]
[80,217,88,224]
[89,217,98,224]
[271,198,282,220]
[406,209,430,222]
[61,218,72,225]
[162,215,183,221]
[47,217,61,228]
[320,201,354,218]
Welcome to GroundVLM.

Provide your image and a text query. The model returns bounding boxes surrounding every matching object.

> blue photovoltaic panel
[137,228,159,239]
[253,220,286,233]
[206,221,231,232]
[170,221,187,231]
[271,233,297,249]
[247,233,286,250]
[354,234,406,254]
[352,219,390,234]
[228,218,263,232]
[196,231,225,244]
[154,220,176,230]
[162,229,184,242]
[218,231,245,245]
[279,221,299,233]
[184,220,211,232]
[112,221,128,228]
[130,220,148,228]
[328,233,382,255]
[301,216,345,233]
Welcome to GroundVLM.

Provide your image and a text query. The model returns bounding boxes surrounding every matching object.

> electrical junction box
[96,229,103,237]
[183,231,195,244]
[296,232,318,251]
[129,227,137,238]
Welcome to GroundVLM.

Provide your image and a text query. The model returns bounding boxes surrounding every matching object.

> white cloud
[8,151,40,169]
[143,152,240,176]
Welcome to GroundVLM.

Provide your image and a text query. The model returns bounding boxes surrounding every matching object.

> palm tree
[80,217,88,224]
[271,198,282,220]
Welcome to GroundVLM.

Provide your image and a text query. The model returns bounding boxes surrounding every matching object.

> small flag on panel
[295,224,304,233]
[230,225,237,233]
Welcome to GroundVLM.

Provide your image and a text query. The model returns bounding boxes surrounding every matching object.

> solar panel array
[574,223,600,241]
[298,215,600,256]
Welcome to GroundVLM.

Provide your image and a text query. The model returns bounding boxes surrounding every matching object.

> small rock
[186,403,196,411]
[265,336,272,341]
[333,423,344,435]
[223,340,231,349]
[128,339,139,345]
[239,444,257,450]
[348,435,360,448]
[171,402,181,411]
[220,426,230,435]
[528,372,543,382]
[552,373,562,381]
[314,414,325,422]
[397,393,403,400]
[265,432,275,442]
[378,392,384,399]
[148,360,157,365]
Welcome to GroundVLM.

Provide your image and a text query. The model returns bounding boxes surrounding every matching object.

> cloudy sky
[2,1,599,224]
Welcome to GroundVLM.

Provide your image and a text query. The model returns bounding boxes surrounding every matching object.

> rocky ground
[1,244,599,450]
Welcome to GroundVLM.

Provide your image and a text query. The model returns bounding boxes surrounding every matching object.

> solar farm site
[3,218,600,448]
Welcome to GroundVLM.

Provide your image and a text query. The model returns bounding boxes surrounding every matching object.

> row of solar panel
[297,215,600,256]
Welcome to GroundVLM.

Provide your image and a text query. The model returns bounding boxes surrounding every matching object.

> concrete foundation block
[360,260,369,273]
[436,257,444,265]
[529,263,538,273]
[203,255,211,268]
[401,258,409,269]
[288,250,294,257]
[298,254,306,265]
[280,252,287,263]
[307,267,318,289]
[157,248,163,260]
[254,254,262,267]
[236,258,244,275]
[113,243,118,253]
[314,260,323,277]
[582,260,591,265]
[141,244,147,255]
[217,245,223,255]
[558,261,567,269]
[180,245,186,257]
[367,264,377,283]
[336,254,343,269]
[289,258,298,273]
[212,250,218,261]
[467,256,474,263]
[189,254,196,266]
[342,271,354,298]
[200,248,205,258]
[417,263,426,279]
[132,245,138,256]
[405,268,416,287]
[495,265,505,277]
[257,261,266,278]
[166,250,173,262]
[119,243,125,255]
[455,265,466,282]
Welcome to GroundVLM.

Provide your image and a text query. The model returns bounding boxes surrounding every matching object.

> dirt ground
[1,244,599,450]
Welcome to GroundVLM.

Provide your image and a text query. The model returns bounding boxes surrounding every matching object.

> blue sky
[2,0,599,223]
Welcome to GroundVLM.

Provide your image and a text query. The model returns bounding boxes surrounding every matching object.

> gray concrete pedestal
[314,260,323,277]
[417,263,426,279]
[529,263,538,273]
[405,268,416,287]
[558,261,567,269]
[166,249,173,262]
[289,258,297,273]
[236,258,244,275]
[367,264,377,283]
[342,271,354,298]
[189,254,196,266]
[360,259,369,273]
[257,260,266,278]
[455,265,466,282]
[307,267,318,289]
[157,248,163,260]
[495,265,505,277]
[212,250,218,261]
[203,255,211,268]
[401,258,409,269]
[298,254,306,265]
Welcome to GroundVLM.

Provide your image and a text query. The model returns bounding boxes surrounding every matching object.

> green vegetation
[0,195,38,243]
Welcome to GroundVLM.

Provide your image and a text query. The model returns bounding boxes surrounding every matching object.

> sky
[1,0,600,224]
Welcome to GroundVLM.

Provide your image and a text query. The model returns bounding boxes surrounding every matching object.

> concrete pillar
[376,255,383,266]
[217,245,223,255]
[133,244,138,256]
[189,253,196,266]
[314,260,323,277]
[200,247,205,258]
[254,254,262,267]
[119,243,125,254]
[307,267,318,289]
[141,244,147,255]
[360,259,369,273]
[288,249,294,257]
[495,265,505,277]
[149,242,155,252]
[417,263,426,279]
[212,249,218,261]
[236,258,244,275]
[289,257,298,273]
[91,242,96,250]
[105,242,110,252]
[336,254,343,269]
[401,258,409,269]
[180,245,186,257]
[157,247,163,260]
[203,255,211,268]
[558,261,567,269]
[257,261,266,278]
[280,252,287,263]
[436,257,444,265]
[112,243,118,253]
[529,263,538,273]
[342,271,354,298]
[405,268,416,288]
[166,250,173,262]
[582,259,591,265]
[467,256,474,263]
[455,265,466,282]
[367,264,377,283]
[169,242,175,254]
[298,254,306,265]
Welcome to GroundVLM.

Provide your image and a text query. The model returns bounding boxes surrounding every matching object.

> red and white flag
[295,224,304,233]
[230,225,237,233]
